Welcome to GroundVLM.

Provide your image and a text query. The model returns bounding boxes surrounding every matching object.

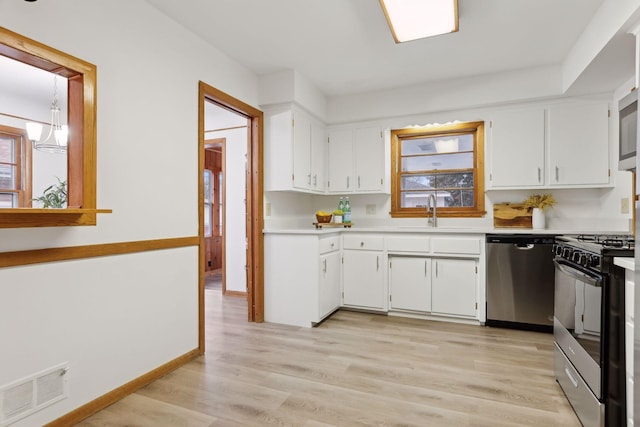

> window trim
[0,27,111,227]
[390,121,485,218]
[0,124,32,207]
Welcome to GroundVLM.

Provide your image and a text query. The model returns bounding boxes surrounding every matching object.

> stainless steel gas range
[553,234,633,427]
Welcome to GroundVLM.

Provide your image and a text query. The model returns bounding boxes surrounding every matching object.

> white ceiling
[145,0,609,98]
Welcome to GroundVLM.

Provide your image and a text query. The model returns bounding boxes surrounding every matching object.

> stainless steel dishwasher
[486,234,556,332]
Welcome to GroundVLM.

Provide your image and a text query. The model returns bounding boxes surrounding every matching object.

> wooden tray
[313,222,353,229]
[493,203,532,228]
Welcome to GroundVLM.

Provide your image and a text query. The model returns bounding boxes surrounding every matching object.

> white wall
[0,1,259,425]
[258,69,327,122]
[562,0,640,92]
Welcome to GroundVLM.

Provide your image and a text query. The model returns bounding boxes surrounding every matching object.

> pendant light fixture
[26,75,68,153]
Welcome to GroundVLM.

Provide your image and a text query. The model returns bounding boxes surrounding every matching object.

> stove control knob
[571,250,582,262]
[562,247,572,259]
[589,255,601,269]
[554,245,563,256]
[578,253,589,267]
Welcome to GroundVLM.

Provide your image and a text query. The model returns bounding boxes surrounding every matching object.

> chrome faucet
[426,194,437,227]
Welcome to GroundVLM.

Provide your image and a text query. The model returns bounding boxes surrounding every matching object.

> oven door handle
[553,259,603,287]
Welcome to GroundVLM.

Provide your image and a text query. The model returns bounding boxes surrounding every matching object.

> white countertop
[614,257,635,271]
[263,226,623,236]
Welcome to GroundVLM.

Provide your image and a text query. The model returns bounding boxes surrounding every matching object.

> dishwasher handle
[514,243,535,250]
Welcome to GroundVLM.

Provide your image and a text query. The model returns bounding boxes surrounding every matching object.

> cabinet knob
[360,241,364,247]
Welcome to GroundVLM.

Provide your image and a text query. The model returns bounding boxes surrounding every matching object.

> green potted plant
[33,177,67,208]
[333,209,343,224]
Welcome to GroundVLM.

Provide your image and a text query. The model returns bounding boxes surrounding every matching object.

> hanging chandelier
[26,75,68,153]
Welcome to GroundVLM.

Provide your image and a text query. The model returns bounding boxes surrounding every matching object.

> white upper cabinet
[327,126,385,194]
[547,102,610,187]
[327,129,354,192]
[264,104,326,193]
[292,110,312,190]
[354,127,385,192]
[488,108,545,188]
[310,119,326,191]
[487,101,610,189]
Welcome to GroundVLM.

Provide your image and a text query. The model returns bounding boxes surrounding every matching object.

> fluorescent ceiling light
[380,0,459,43]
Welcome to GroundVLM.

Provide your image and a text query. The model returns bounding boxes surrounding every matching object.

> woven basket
[316,214,332,224]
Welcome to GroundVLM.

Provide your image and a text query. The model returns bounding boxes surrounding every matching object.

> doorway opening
[198,82,264,353]
[203,139,224,291]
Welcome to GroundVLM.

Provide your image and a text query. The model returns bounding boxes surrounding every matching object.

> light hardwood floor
[78,289,580,426]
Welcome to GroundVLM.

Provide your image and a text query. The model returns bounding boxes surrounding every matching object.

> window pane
[0,193,16,208]
[400,189,475,209]
[401,173,475,190]
[401,190,450,208]
[402,134,473,155]
[0,137,14,163]
[435,172,474,189]
[401,191,433,208]
[401,175,435,190]
[444,190,475,207]
[0,164,15,189]
[402,152,473,172]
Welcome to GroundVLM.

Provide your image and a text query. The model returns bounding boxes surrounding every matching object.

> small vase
[532,208,545,229]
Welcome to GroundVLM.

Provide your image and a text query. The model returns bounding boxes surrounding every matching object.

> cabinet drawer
[432,237,481,255]
[319,236,340,254]
[343,235,384,251]
[387,236,430,253]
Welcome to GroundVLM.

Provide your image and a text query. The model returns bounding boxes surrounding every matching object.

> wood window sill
[0,208,112,228]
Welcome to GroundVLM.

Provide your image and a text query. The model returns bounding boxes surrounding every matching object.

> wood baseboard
[44,348,201,426]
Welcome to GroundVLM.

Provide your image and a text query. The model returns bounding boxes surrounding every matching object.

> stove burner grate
[574,234,634,249]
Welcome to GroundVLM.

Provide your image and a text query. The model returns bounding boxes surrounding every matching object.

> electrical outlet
[265,202,271,216]
[621,197,630,214]
[366,204,376,215]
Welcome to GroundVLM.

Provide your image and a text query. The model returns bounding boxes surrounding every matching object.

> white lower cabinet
[389,256,431,312]
[264,233,342,327]
[266,232,484,328]
[431,258,478,318]
[319,250,341,320]
[342,234,386,310]
[343,250,385,310]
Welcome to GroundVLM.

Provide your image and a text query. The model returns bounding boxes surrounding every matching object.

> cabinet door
[489,109,545,187]
[343,250,385,309]
[431,258,477,318]
[354,127,384,192]
[319,251,341,319]
[264,109,294,191]
[292,110,312,190]
[328,129,354,193]
[548,103,609,186]
[310,120,326,191]
[389,256,430,312]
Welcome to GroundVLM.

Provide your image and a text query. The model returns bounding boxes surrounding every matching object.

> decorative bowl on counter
[316,214,332,224]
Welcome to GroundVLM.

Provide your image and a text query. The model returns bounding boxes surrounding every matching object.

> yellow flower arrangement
[523,193,556,211]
